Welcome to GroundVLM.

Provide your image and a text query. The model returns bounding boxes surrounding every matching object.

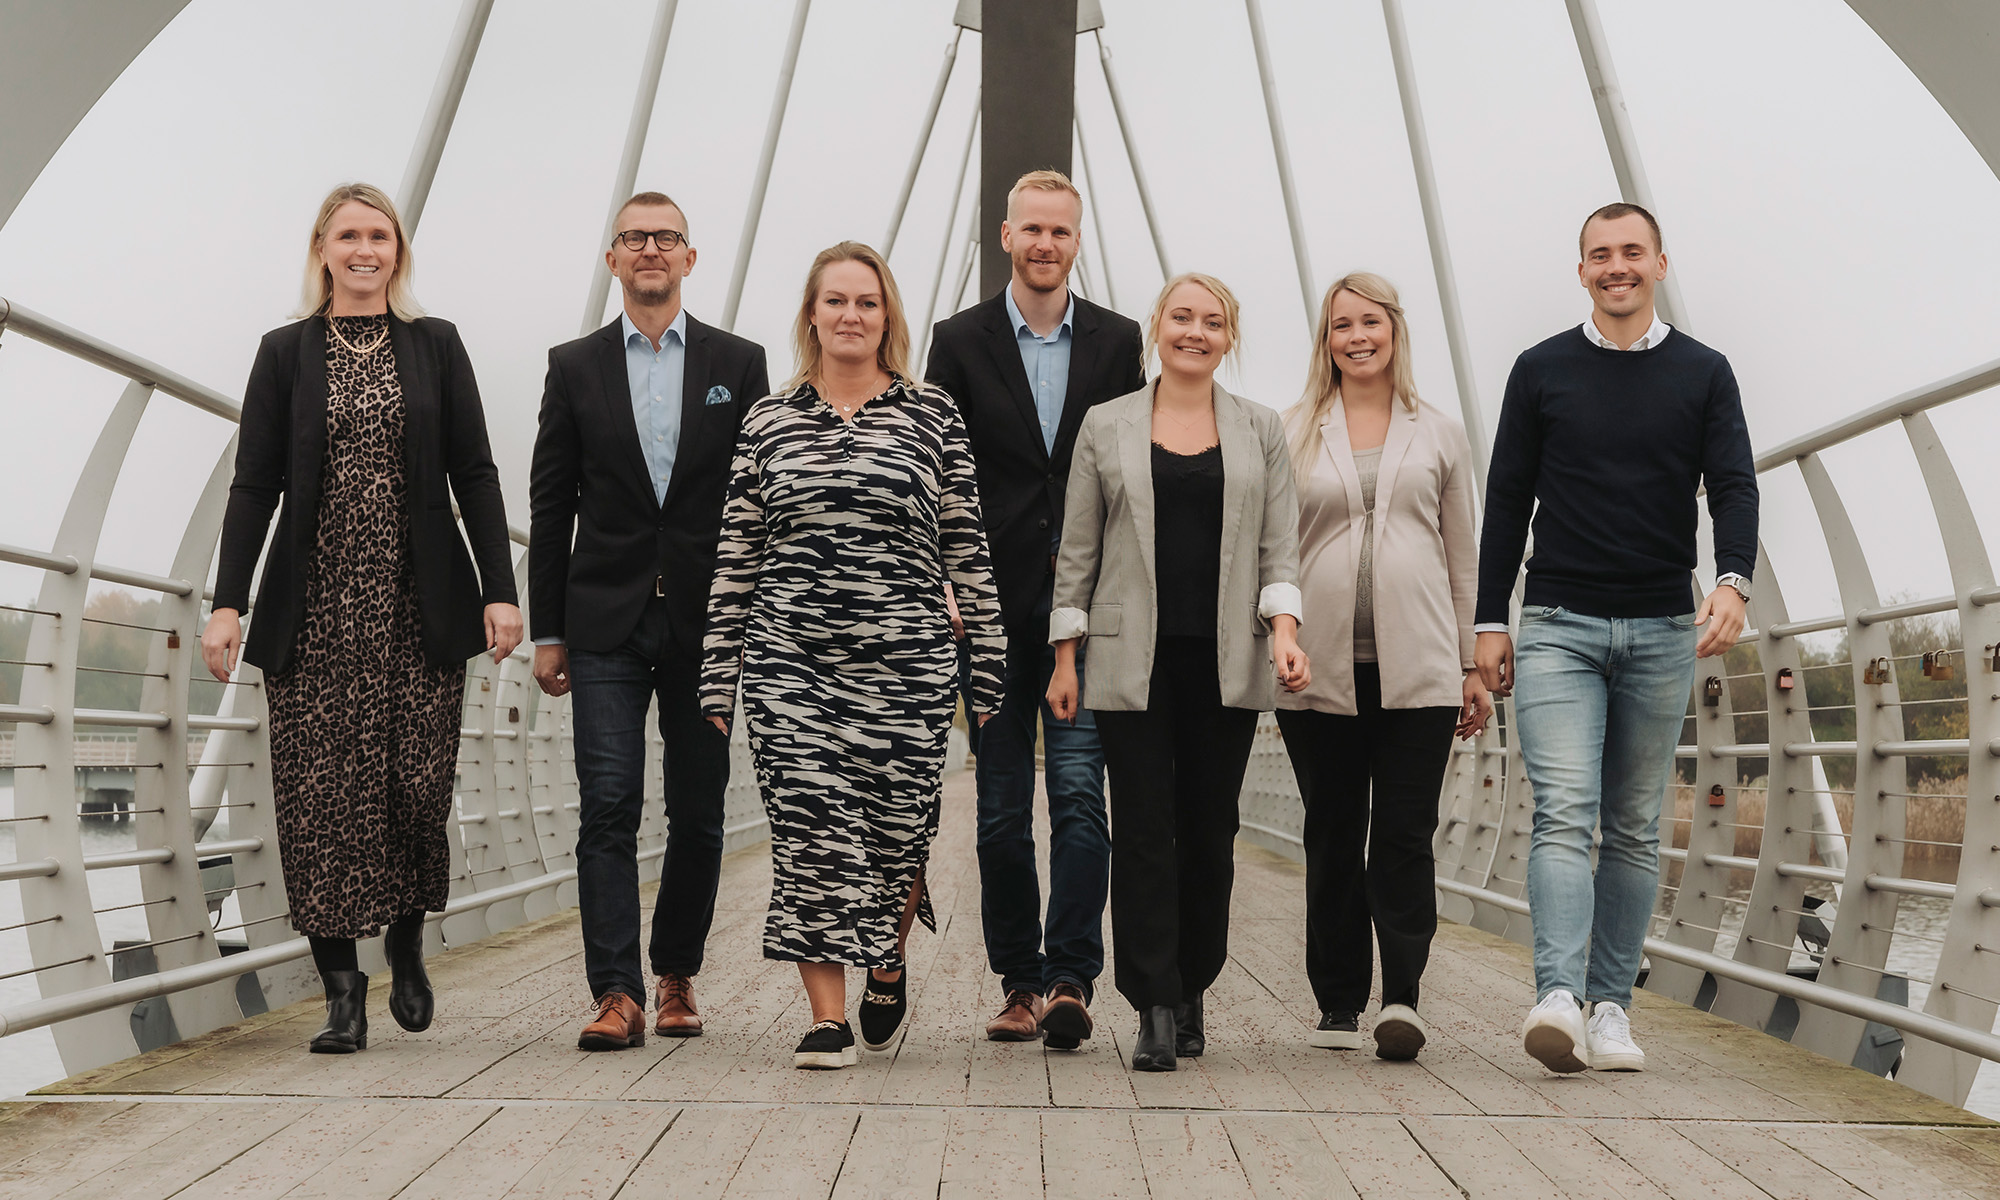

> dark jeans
[566,597,731,1006]
[1094,637,1259,1011]
[970,632,1109,1002]
[1275,664,1458,1014]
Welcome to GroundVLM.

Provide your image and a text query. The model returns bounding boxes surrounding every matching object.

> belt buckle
[655,575,667,598]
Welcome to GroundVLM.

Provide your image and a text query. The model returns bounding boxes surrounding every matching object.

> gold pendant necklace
[328,316,389,356]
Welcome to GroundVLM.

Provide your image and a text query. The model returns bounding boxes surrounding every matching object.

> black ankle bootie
[1130,1005,1178,1072]
[310,970,369,1053]
[383,920,434,1032]
[1174,994,1205,1058]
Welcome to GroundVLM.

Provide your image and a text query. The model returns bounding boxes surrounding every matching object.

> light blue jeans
[1514,606,1697,1009]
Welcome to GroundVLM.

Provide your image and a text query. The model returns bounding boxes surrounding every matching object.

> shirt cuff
[532,636,565,646]
[1257,582,1303,626]
[1472,623,1510,635]
[1048,606,1088,643]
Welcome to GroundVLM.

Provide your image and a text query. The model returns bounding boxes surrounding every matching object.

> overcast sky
[2,0,1998,627]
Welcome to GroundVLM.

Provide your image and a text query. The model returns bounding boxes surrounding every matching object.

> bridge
[6,0,2000,1195]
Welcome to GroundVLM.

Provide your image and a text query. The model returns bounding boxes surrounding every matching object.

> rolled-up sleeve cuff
[1048,606,1089,643]
[532,636,564,647]
[1257,582,1303,627]
[1472,623,1510,635]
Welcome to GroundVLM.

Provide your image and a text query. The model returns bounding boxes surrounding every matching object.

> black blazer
[213,314,518,675]
[528,313,770,656]
[925,290,1145,629]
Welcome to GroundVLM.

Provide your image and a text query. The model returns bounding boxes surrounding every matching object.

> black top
[528,313,770,656]
[1475,326,1759,624]
[213,314,517,674]
[924,290,1146,631]
[1152,441,1224,639]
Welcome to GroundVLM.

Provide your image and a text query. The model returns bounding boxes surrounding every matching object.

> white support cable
[946,215,980,320]
[721,0,813,332]
[1072,114,1118,310]
[916,104,981,367]
[1562,0,1691,331]
[1380,0,1490,491]
[1092,30,1170,280]
[1243,0,1315,326]
[882,29,964,260]
[396,0,497,235]
[579,0,681,336]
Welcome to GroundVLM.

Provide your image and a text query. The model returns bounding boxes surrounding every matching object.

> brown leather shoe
[578,991,645,1051]
[985,989,1043,1041]
[655,973,702,1037]
[1039,982,1094,1050]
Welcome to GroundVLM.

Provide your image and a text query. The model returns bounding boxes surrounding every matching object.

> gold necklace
[328,315,389,356]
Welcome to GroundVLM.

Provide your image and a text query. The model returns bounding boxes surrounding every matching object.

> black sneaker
[1309,1010,1361,1050]
[794,1019,857,1069]
[859,971,908,1051]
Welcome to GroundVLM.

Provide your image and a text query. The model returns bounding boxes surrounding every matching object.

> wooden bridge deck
[5,771,1997,1199]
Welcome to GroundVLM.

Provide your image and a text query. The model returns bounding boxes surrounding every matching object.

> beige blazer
[1277,397,1478,715]
[1050,381,1302,712]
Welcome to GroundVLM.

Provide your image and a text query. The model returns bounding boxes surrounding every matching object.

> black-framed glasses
[615,228,688,252]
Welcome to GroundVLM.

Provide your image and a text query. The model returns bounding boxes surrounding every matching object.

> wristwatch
[1717,573,1751,603]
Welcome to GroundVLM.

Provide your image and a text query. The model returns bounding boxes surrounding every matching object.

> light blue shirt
[624,308,688,507]
[1004,286,1073,457]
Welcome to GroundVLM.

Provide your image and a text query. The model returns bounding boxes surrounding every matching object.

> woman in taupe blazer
[1276,272,1489,1063]
[1047,272,1308,1072]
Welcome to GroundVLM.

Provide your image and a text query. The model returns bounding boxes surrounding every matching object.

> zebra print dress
[700,378,1006,969]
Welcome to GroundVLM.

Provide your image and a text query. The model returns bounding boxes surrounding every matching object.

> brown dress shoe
[1039,982,1094,1050]
[985,989,1043,1041]
[655,973,702,1037]
[578,991,645,1051]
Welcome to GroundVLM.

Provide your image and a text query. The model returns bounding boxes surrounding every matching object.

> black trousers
[1274,664,1458,1014]
[1095,637,1259,1011]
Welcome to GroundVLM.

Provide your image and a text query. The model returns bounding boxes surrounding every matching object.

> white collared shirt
[1580,314,1671,352]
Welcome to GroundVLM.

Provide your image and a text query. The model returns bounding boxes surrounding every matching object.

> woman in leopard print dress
[204,183,521,1053]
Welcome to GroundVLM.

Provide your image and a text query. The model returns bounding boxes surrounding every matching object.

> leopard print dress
[264,314,466,939]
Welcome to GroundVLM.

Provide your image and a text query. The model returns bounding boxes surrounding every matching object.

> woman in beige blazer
[1276,273,1490,1063]
[1047,273,1308,1072]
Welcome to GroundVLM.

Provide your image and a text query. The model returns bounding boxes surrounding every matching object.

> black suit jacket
[925,290,1145,629]
[213,315,518,674]
[528,313,770,655]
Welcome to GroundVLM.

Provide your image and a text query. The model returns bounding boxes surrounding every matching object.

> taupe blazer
[1276,397,1478,715]
[1050,381,1302,712]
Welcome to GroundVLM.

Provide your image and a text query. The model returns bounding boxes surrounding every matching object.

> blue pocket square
[705,385,732,406]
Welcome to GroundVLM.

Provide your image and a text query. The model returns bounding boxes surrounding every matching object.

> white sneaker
[1586,1001,1646,1071]
[1372,1004,1427,1061]
[1520,989,1589,1073]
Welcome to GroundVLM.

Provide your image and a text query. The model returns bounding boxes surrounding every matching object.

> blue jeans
[969,634,1109,1001]
[1514,606,1697,1009]
[567,598,731,1005]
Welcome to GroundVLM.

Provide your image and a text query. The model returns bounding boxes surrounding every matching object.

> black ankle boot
[1130,1005,1178,1072]
[310,970,368,1053]
[383,919,434,1032]
[1174,994,1205,1058]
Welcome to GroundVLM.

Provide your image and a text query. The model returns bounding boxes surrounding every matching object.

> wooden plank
[1489,1120,1672,1200]
[718,1109,856,1200]
[45,1102,315,1200]
[1218,1113,1359,1200]
[273,1102,499,1200]
[1687,1123,1873,1200]
[0,1101,138,1172]
[1309,1115,1460,1200]
[1399,1116,1559,1200]
[1132,1112,1254,1200]
[391,1106,588,1200]
[1861,1128,2000,1200]
[165,1101,424,1199]
[1040,1111,1147,1200]
[619,1109,768,1200]
[2,1099,216,1199]
[828,1108,949,1200]
[1775,1125,1988,1200]
[498,1104,675,1198]
[937,1108,1042,1200]
[1582,1119,1771,1200]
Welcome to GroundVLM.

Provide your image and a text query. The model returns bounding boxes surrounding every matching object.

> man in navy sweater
[1474,203,1758,1075]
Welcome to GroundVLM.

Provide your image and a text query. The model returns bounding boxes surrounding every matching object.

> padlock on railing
[1708,784,1727,807]
[1863,656,1892,685]
[1922,648,1955,681]
[1989,643,2000,673]
[1775,666,1795,691]
[1703,676,1723,707]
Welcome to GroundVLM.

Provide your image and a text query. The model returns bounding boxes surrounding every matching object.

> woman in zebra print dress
[702,242,1005,1069]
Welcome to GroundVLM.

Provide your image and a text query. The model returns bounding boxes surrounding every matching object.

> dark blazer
[925,289,1145,630]
[212,314,518,675]
[528,313,769,656]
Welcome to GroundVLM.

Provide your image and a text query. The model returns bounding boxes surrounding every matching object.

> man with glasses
[530,191,770,1050]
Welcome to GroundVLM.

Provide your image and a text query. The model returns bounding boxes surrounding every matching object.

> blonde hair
[295,183,423,321]
[1144,272,1242,371]
[1006,169,1083,221]
[786,241,911,389]
[1285,272,1419,481]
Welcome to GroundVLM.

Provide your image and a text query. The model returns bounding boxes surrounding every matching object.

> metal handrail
[1752,356,2000,473]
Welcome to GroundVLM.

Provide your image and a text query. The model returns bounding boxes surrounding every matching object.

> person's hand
[975,710,993,727]
[1273,634,1310,693]
[1695,585,1747,659]
[485,603,524,664]
[945,581,965,641]
[532,644,570,697]
[200,609,242,683]
[1457,671,1493,740]
[1047,658,1081,723]
[1475,630,1514,697]
[706,715,729,736]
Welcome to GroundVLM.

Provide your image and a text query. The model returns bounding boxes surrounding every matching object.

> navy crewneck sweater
[1474,326,1758,625]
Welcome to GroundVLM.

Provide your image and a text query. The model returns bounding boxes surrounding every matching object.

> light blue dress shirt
[1004,286,1073,457]
[624,308,688,507]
